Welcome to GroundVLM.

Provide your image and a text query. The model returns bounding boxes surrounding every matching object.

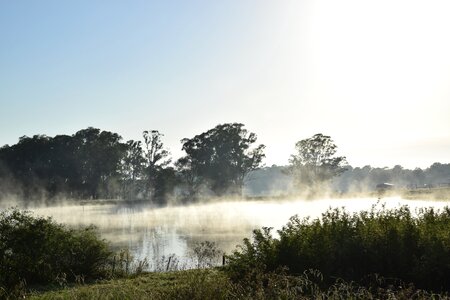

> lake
[27,196,450,270]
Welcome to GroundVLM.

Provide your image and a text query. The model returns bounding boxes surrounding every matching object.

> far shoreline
[3,187,450,210]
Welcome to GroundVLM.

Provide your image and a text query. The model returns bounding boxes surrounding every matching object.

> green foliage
[119,131,176,203]
[73,128,126,199]
[119,140,146,199]
[0,128,127,200]
[226,204,450,292]
[0,208,112,292]
[142,130,172,201]
[177,123,265,198]
[191,241,222,268]
[225,227,278,280]
[28,268,447,300]
[0,127,179,204]
[289,133,347,192]
[29,269,232,300]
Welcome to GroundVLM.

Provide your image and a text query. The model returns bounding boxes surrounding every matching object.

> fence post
[166,256,172,271]
[112,255,116,274]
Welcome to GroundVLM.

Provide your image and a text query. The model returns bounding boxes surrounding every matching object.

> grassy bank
[28,268,448,300]
[28,270,229,300]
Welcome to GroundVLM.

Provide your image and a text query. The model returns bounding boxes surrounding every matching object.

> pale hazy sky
[1,0,449,169]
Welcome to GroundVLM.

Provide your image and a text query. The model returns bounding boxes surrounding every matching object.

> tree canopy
[289,133,347,191]
[118,130,175,202]
[177,123,265,197]
[1,126,449,204]
[0,128,126,199]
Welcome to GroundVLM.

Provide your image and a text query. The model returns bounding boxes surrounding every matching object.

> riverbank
[5,187,449,211]
[401,187,450,200]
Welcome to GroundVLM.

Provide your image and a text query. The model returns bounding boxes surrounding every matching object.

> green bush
[0,208,112,291]
[226,204,450,292]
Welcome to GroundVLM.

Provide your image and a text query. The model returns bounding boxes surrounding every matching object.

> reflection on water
[28,197,450,269]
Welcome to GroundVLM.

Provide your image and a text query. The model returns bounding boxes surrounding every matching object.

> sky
[1,0,450,169]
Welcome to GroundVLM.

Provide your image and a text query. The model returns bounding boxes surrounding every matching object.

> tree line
[332,162,450,193]
[0,123,271,203]
[1,123,448,204]
[246,162,450,197]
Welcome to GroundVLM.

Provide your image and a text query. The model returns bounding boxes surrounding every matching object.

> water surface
[28,197,450,269]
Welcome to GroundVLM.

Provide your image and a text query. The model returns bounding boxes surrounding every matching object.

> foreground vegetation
[0,209,112,297]
[28,269,448,299]
[227,204,450,292]
[4,204,450,298]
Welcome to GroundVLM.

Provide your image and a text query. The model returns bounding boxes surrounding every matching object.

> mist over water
[16,197,450,269]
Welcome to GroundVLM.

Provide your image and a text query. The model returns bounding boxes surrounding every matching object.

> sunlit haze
[1,0,449,169]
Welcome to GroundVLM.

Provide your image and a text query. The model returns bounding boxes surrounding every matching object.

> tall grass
[226,204,450,292]
[29,268,447,299]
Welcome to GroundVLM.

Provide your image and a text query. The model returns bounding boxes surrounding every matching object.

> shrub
[191,241,222,268]
[226,204,450,292]
[0,208,112,291]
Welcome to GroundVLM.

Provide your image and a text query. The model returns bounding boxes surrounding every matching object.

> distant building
[376,183,394,190]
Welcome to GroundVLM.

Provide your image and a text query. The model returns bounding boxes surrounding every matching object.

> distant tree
[119,140,146,199]
[243,165,292,197]
[0,129,127,200]
[72,128,126,199]
[175,155,202,201]
[121,140,145,181]
[289,133,347,191]
[142,130,171,200]
[177,123,265,197]
[46,134,79,196]
[0,135,53,199]
[391,165,407,186]
[369,167,391,187]
[426,163,450,184]
[153,166,178,202]
[412,168,425,186]
[0,149,15,199]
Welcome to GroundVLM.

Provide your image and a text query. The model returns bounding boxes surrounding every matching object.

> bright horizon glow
[1,0,449,169]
